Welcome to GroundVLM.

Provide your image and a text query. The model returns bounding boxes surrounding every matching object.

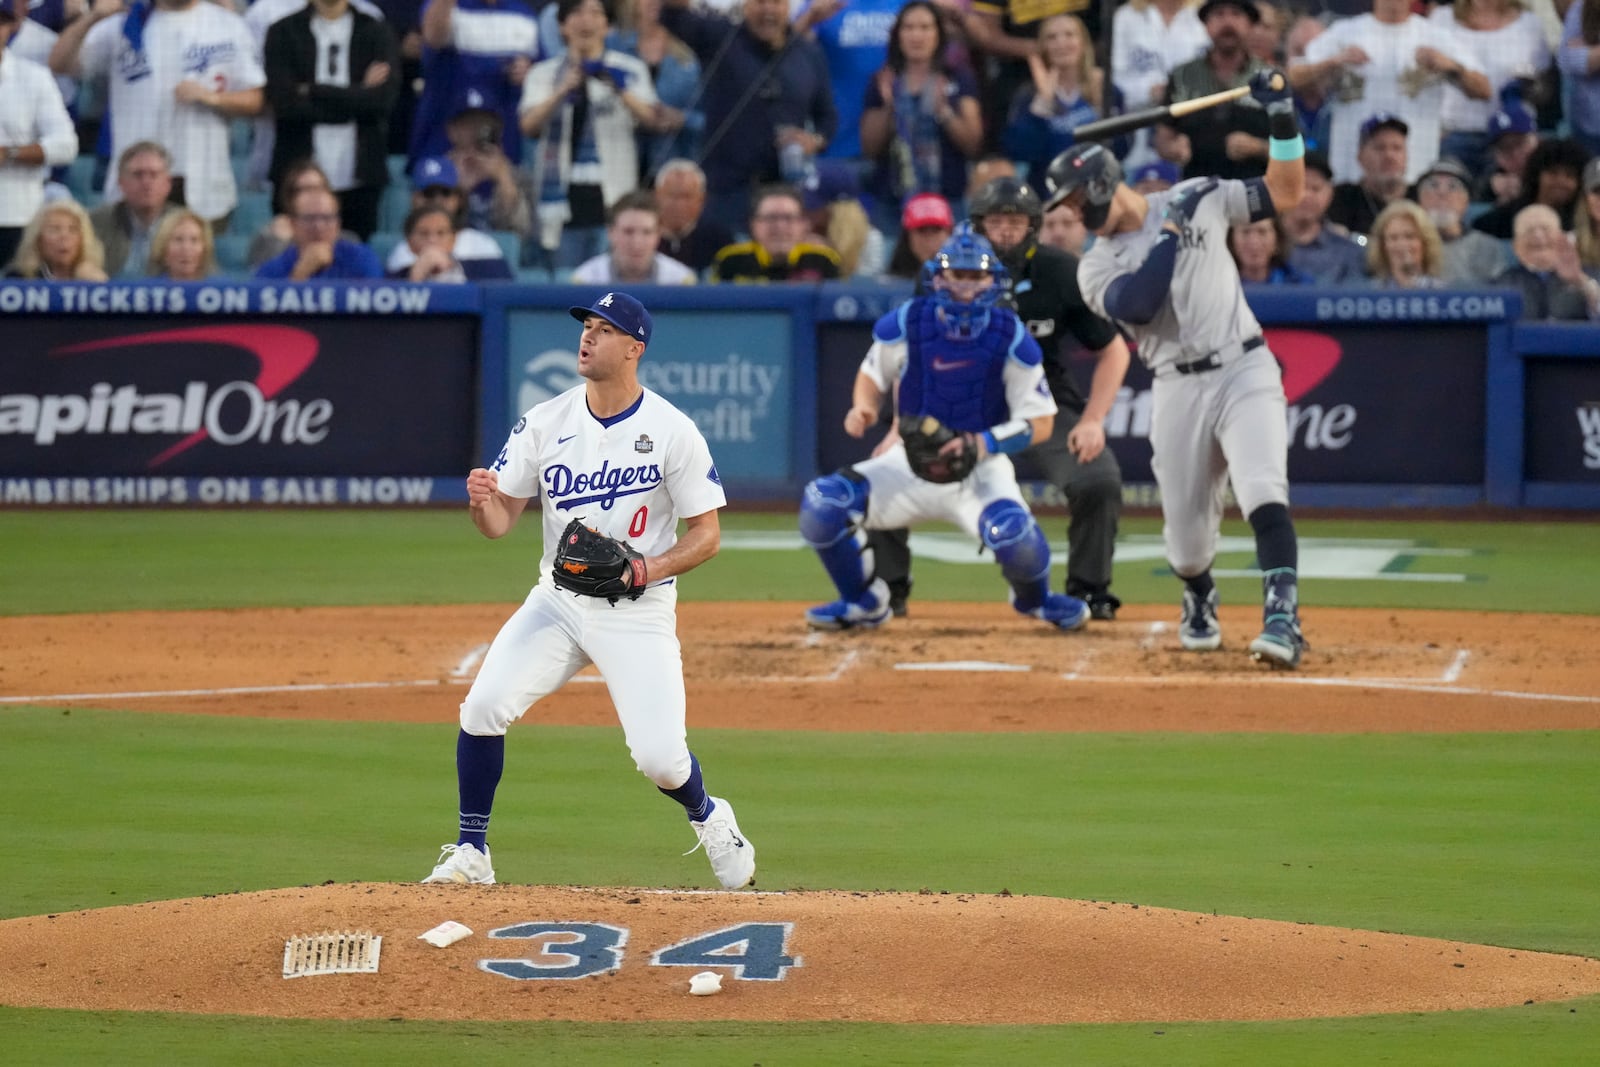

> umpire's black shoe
[887,579,912,618]
[1076,591,1122,622]
[889,595,909,618]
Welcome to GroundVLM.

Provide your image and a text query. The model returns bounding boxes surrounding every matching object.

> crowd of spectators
[3,0,1600,317]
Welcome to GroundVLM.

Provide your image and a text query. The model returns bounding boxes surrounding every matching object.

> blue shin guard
[981,500,1089,630]
[800,470,875,601]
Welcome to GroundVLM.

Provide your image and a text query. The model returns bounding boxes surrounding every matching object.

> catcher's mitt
[899,414,979,484]
[551,518,648,603]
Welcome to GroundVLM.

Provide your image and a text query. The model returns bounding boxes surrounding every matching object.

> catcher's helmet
[921,222,1008,341]
[1044,142,1123,230]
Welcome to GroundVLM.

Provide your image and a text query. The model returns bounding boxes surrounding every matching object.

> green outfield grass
[1,509,1597,1064]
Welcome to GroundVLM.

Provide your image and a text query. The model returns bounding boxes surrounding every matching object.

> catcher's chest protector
[900,299,1014,433]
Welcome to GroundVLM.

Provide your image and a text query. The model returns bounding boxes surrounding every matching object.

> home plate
[893,661,1032,672]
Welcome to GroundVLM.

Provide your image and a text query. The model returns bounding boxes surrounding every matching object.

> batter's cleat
[421,842,496,885]
[1249,618,1306,670]
[1179,589,1223,651]
[805,580,892,631]
[1014,591,1091,632]
[689,796,756,889]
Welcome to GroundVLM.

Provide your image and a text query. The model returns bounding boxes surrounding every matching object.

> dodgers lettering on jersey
[1077,177,1271,372]
[492,386,726,589]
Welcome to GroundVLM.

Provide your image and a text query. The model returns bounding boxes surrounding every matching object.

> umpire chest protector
[898,298,1015,433]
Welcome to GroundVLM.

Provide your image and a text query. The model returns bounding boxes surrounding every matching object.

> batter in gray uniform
[1044,68,1309,668]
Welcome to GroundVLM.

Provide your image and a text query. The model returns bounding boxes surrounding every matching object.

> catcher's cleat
[689,797,756,889]
[805,581,892,630]
[1249,618,1305,670]
[1179,588,1222,651]
[1014,591,1090,632]
[421,842,495,885]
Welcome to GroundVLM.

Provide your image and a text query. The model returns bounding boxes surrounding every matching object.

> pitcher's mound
[3,883,1598,1023]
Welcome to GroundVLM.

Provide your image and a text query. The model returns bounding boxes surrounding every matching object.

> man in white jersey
[51,0,265,226]
[421,290,756,891]
[1045,67,1309,669]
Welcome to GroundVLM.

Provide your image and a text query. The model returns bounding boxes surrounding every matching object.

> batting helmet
[921,222,1009,341]
[968,176,1042,267]
[1044,143,1123,230]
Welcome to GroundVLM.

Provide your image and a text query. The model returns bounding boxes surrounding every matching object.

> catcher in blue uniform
[799,224,1091,632]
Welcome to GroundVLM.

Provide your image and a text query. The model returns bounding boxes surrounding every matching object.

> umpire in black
[869,177,1132,620]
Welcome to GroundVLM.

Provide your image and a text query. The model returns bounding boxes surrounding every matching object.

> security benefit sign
[1523,359,1600,481]
[0,317,478,480]
[507,310,791,486]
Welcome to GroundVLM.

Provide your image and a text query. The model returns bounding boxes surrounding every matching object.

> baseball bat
[1070,84,1253,143]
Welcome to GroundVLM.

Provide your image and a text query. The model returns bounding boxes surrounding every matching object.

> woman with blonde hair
[148,210,218,281]
[1367,200,1447,288]
[4,200,108,280]
[1001,14,1125,200]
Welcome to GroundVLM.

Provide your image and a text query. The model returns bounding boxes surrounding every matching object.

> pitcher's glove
[899,414,979,484]
[551,518,648,603]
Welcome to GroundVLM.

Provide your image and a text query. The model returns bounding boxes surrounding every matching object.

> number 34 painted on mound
[480,921,801,981]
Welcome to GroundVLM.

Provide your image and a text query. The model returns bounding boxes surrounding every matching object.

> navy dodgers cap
[569,291,652,346]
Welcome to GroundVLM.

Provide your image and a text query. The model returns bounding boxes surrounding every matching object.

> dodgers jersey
[1077,177,1273,373]
[80,5,265,219]
[492,386,727,589]
[859,302,1057,427]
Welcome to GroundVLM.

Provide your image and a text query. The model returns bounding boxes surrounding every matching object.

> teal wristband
[1269,134,1305,162]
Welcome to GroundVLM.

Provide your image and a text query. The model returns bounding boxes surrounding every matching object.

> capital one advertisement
[0,318,479,482]
[816,322,1487,485]
[505,310,793,486]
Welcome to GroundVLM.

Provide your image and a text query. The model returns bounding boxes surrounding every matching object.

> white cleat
[421,842,496,885]
[1179,588,1222,651]
[689,797,756,889]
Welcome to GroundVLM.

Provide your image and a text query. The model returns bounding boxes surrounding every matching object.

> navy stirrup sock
[456,730,504,851]
[659,753,713,822]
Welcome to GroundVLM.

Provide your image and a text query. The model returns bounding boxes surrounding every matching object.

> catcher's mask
[968,176,1042,273]
[1045,142,1123,231]
[921,223,1008,341]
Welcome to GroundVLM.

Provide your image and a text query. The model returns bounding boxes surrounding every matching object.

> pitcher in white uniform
[1045,67,1310,669]
[421,291,757,890]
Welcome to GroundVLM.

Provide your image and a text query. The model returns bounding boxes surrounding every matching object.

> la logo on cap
[600,292,615,307]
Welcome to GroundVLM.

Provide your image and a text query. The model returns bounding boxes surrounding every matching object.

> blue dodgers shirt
[254,240,386,280]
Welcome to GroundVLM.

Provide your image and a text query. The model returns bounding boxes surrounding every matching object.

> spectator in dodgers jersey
[50,0,265,228]
[1001,14,1123,203]
[1111,0,1208,169]
[412,0,541,166]
[385,155,511,275]
[659,0,837,234]
[1431,0,1551,180]
[254,186,384,278]
[804,0,901,161]
[652,158,733,274]
[91,142,182,278]
[0,1,77,270]
[263,0,401,240]
[571,190,697,284]
[1281,149,1366,285]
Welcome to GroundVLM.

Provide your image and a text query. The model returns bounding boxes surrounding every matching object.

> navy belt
[1173,335,1264,375]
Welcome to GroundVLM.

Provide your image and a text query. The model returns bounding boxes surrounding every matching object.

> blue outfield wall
[0,280,1596,509]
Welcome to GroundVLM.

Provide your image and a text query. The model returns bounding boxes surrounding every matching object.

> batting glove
[1249,68,1293,114]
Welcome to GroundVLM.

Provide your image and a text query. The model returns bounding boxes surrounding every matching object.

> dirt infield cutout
[2,603,1598,1023]
[4,884,1600,1023]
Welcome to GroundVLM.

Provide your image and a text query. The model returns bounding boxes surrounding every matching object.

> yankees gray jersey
[1078,177,1274,372]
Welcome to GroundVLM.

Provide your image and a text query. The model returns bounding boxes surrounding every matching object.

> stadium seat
[65,155,100,204]
[232,191,273,237]
[214,234,253,276]
[367,231,403,268]
[515,266,549,284]
[379,183,413,232]
[488,230,522,265]
[387,154,409,184]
